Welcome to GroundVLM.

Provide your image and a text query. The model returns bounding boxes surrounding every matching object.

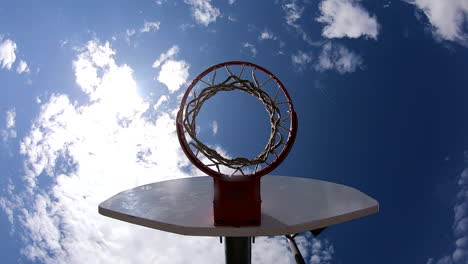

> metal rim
[176,61,297,182]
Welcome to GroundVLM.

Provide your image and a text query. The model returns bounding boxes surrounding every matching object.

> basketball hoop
[176,61,298,226]
[176,61,298,182]
[99,62,379,264]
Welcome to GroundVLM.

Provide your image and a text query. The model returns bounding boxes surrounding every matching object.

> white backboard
[99,175,378,237]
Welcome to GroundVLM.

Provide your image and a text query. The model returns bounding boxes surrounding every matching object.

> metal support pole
[224,237,251,264]
[286,235,306,264]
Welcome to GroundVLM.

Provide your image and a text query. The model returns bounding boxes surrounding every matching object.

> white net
[179,63,295,177]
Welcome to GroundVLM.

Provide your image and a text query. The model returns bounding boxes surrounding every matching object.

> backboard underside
[98,175,378,237]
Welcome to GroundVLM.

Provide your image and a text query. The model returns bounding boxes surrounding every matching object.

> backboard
[98,175,379,237]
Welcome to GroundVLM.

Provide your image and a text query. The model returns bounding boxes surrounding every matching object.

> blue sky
[1,0,468,263]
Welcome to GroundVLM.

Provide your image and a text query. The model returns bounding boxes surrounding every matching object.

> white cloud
[309,238,334,264]
[126,29,136,37]
[140,21,161,33]
[409,0,468,45]
[228,15,237,22]
[0,196,14,224]
[184,0,221,26]
[259,29,277,40]
[152,45,189,93]
[283,0,303,27]
[316,0,379,39]
[282,1,319,46]
[124,29,137,46]
[5,109,15,129]
[242,42,257,57]
[180,23,196,31]
[0,38,335,264]
[228,0,236,4]
[152,45,179,68]
[428,156,468,264]
[74,40,146,116]
[157,60,190,93]
[211,120,218,135]
[291,50,312,70]
[0,38,17,70]
[16,60,29,74]
[315,42,363,74]
[153,95,169,111]
[60,39,69,48]
[1,108,17,142]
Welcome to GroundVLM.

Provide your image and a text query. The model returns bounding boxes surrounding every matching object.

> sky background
[1,0,468,263]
